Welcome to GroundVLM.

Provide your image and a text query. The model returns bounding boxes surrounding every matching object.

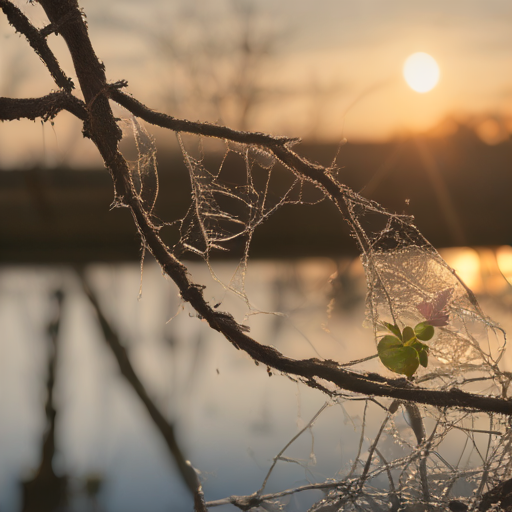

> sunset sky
[1,0,511,167]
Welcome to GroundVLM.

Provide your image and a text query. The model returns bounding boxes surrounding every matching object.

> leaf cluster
[377,321,434,379]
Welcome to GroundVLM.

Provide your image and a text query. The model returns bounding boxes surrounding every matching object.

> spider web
[173,133,324,304]
[129,117,159,217]
[346,192,507,379]
[127,118,160,297]
[127,119,511,511]
[302,400,512,512]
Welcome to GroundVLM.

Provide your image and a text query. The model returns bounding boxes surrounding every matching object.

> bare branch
[107,87,408,265]
[78,270,200,498]
[0,0,74,92]
[37,0,122,141]
[0,91,87,122]
[187,460,208,512]
[108,88,356,209]
[258,402,330,495]
[206,480,353,510]
[21,0,512,430]
[109,88,300,147]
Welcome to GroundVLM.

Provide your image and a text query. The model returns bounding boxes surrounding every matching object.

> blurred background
[1,0,512,511]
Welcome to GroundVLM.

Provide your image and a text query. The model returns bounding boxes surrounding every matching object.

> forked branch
[0,0,74,92]
[1,0,512,419]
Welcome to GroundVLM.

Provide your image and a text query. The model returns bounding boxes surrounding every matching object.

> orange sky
[1,0,511,167]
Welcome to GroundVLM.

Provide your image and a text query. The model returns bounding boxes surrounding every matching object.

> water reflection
[0,248,511,511]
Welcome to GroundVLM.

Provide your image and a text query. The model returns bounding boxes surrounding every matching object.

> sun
[403,52,440,93]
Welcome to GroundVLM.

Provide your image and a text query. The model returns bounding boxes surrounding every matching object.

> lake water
[1,250,512,511]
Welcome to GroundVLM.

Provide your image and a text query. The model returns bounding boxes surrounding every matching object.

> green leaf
[378,335,402,351]
[418,349,429,368]
[402,326,416,343]
[410,341,429,368]
[383,322,402,340]
[378,335,420,378]
[415,322,435,341]
[411,340,428,353]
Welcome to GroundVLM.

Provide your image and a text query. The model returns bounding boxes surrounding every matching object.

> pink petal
[417,301,434,319]
[432,288,453,314]
[416,288,453,327]
[426,311,450,327]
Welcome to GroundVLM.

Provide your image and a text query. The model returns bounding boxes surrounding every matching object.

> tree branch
[205,480,352,510]
[78,271,201,499]
[96,157,512,415]
[108,88,420,264]
[0,0,74,92]
[0,92,87,122]
[109,88,299,147]
[30,0,512,419]
[13,0,512,423]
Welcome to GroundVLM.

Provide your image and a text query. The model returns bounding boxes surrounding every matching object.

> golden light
[496,246,512,285]
[440,247,482,293]
[403,52,440,93]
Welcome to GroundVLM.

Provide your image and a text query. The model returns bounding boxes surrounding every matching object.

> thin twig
[340,354,379,367]
[405,403,431,509]
[358,400,399,487]
[348,400,369,478]
[185,460,208,512]
[206,480,353,509]
[258,401,330,495]
[375,448,400,511]
[0,0,74,92]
